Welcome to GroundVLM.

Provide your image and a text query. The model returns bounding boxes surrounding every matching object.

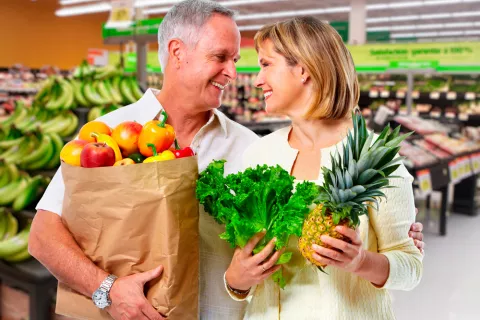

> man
[29,1,425,319]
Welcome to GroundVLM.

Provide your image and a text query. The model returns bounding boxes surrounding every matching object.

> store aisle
[392,211,480,320]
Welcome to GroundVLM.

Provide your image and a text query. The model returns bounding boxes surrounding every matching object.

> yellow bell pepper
[143,143,176,163]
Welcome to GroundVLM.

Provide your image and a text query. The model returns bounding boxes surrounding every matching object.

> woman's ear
[298,65,310,84]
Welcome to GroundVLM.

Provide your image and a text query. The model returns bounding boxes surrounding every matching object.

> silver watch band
[100,274,118,292]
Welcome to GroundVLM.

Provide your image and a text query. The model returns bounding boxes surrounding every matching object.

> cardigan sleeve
[369,164,423,291]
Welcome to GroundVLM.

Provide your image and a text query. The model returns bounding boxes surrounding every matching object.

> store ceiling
[56,0,480,41]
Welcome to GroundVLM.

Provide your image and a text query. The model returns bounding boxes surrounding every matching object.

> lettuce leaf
[196,160,319,288]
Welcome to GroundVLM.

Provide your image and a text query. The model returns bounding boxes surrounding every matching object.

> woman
[223,17,423,319]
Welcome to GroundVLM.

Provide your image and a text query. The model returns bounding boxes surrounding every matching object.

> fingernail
[272,237,277,243]
[262,228,267,233]
[312,244,319,250]
[320,235,328,241]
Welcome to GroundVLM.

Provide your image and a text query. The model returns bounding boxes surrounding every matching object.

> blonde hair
[254,16,359,120]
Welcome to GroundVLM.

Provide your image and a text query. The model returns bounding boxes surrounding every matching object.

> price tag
[369,90,379,98]
[417,169,432,195]
[449,160,458,184]
[465,92,476,100]
[396,91,406,98]
[445,113,456,119]
[446,92,457,100]
[430,111,441,118]
[429,92,441,100]
[473,154,480,174]
[412,91,420,99]
[459,113,469,121]
[380,90,390,98]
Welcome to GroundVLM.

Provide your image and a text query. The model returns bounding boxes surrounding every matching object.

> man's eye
[216,55,226,62]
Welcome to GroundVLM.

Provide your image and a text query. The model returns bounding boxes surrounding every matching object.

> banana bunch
[0,130,63,170]
[34,76,75,111]
[0,164,50,211]
[0,104,78,137]
[87,104,120,122]
[0,208,32,263]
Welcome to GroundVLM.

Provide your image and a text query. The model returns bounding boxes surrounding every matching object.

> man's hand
[106,266,166,320]
[409,208,425,254]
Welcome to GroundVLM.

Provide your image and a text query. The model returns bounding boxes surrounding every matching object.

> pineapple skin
[298,204,352,267]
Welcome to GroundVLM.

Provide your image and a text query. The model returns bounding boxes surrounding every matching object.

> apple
[111,121,143,156]
[60,139,89,166]
[114,158,135,166]
[80,143,116,168]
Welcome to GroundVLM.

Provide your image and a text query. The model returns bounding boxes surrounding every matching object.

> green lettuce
[196,160,319,288]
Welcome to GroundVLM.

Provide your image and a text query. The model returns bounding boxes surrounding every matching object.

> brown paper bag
[56,156,199,320]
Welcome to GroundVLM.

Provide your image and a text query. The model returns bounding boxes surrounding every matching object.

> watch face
[92,290,109,309]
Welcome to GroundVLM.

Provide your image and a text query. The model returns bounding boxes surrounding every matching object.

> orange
[79,121,112,143]
[60,140,89,166]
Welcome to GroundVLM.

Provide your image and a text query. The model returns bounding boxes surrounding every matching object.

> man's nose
[224,59,237,81]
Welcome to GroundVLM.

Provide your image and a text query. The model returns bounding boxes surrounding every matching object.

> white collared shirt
[36,88,259,319]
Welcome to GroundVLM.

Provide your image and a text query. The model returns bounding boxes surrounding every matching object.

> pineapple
[299,112,412,268]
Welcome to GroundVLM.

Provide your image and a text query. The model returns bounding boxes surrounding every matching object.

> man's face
[180,14,241,111]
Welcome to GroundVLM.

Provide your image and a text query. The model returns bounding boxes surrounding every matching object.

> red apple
[111,121,143,157]
[80,143,116,168]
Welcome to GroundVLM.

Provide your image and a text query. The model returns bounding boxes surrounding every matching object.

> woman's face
[254,39,308,117]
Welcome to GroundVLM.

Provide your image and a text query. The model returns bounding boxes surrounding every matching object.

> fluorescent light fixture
[55,2,110,16]
[134,0,179,8]
[368,11,480,24]
[366,0,480,10]
[452,11,480,17]
[238,24,265,31]
[392,29,480,38]
[236,7,349,21]
[60,0,99,5]
[144,0,287,15]
[368,22,475,32]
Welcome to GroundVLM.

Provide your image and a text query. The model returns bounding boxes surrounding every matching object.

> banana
[10,107,29,127]
[1,106,27,127]
[39,113,65,132]
[104,80,123,104]
[91,132,122,162]
[95,80,113,104]
[0,176,29,206]
[0,223,30,258]
[4,247,32,263]
[43,114,72,135]
[2,212,18,241]
[13,175,43,212]
[88,107,102,122]
[57,112,79,138]
[83,81,109,105]
[18,135,52,169]
[44,133,63,169]
[26,137,55,171]
[60,79,75,110]
[0,136,25,149]
[46,80,70,110]
[34,77,54,103]
[6,163,19,182]
[120,77,136,104]
[3,135,38,164]
[72,80,90,107]
[0,135,32,160]
[0,166,9,188]
[0,210,7,240]
[129,77,144,100]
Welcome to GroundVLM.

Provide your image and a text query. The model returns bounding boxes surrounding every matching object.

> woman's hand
[225,230,284,291]
[311,226,366,273]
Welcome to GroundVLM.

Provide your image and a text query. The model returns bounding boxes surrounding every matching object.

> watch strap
[100,274,118,293]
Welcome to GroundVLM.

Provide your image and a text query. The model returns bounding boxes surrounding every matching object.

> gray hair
[158,0,236,70]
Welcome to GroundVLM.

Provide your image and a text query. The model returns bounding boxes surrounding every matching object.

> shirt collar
[140,88,228,137]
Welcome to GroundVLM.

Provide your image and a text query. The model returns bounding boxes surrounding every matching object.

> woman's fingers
[259,265,282,281]
[334,226,361,245]
[259,248,285,273]
[312,244,347,262]
[252,236,277,265]
[242,230,267,256]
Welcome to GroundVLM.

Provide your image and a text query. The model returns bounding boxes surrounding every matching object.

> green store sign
[103,18,163,38]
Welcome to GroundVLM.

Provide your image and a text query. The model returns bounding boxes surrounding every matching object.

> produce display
[424,133,480,155]
[299,113,411,270]
[393,115,451,135]
[0,208,32,263]
[196,160,319,288]
[34,62,143,110]
[399,140,439,167]
[61,111,194,168]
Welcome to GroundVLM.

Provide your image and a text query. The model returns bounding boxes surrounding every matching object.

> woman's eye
[261,63,269,68]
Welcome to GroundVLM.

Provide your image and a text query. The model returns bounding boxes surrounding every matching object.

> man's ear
[168,38,184,69]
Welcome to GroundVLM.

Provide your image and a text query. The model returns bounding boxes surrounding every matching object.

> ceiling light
[55,2,110,16]
[465,30,480,35]
[438,30,465,36]
[144,0,287,15]
[415,32,439,37]
[452,11,480,17]
[59,0,99,4]
[134,0,179,8]
[238,24,265,31]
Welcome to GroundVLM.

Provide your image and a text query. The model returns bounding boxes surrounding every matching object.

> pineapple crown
[316,111,413,226]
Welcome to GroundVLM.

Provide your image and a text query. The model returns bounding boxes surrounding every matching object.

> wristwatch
[92,274,118,309]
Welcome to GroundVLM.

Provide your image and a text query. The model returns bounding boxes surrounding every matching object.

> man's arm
[29,210,165,320]
[29,210,108,296]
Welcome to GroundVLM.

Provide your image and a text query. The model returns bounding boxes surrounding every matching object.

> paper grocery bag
[56,156,199,320]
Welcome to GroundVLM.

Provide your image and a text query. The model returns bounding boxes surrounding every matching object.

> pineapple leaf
[345,170,353,189]
[358,115,368,156]
[358,169,378,185]
[385,132,414,148]
[353,113,360,159]
[351,185,366,194]
[357,150,374,173]
[375,124,391,145]
[387,125,401,143]
[329,185,340,203]
[374,146,401,171]
[364,179,390,190]
[343,141,349,168]
[378,156,406,173]
[338,189,347,203]
[348,158,356,182]
[336,168,345,190]
[360,131,375,158]
[371,147,392,169]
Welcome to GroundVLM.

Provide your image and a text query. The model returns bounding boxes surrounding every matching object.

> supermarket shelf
[360,90,479,101]
[0,88,38,94]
